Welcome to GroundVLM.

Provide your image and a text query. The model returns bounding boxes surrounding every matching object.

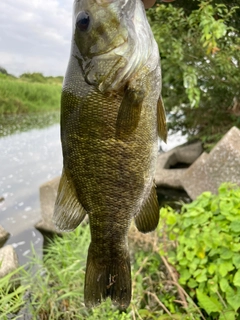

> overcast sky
[0,0,73,77]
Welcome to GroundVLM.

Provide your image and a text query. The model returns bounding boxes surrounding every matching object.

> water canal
[0,112,62,265]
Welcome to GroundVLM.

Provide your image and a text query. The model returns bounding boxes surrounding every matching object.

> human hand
[142,0,175,9]
[142,0,156,9]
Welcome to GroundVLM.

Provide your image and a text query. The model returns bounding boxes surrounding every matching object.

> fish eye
[76,11,90,32]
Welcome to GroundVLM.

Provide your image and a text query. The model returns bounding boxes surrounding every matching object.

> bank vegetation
[0,70,62,115]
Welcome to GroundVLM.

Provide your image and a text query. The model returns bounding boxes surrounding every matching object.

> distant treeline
[0,67,63,115]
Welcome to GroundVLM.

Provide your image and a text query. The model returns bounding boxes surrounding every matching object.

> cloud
[0,0,73,76]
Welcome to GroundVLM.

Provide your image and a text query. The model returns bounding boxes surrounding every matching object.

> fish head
[71,0,159,92]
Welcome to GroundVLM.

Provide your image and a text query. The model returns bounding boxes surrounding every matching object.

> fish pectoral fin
[116,86,144,139]
[157,96,167,143]
[134,184,159,233]
[53,169,87,231]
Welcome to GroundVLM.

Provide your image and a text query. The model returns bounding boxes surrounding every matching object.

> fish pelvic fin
[84,244,131,311]
[157,96,167,143]
[134,184,159,233]
[53,169,87,231]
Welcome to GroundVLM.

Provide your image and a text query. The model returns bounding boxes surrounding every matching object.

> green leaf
[226,288,240,311]
[219,199,234,213]
[232,254,240,268]
[218,261,234,277]
[219,278,234,294]
[231,243,240,252]
[179,268,191,284]
[219,310,236,320]
[185,249,196,261]
[220,248,233,260]
[196,289,223,314]
[230,221,240,233]
[189,258,200,271]
[188,278,198,288]
[207,277,218,293]
[196,270,207,283]
[166,213,178,226]
[233,269,240,287]
[208,263,217,275]
[211,199,219,213]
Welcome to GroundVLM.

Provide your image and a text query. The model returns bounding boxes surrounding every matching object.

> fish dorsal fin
[116,86,144,140]
[53,169,87,231]
[157,96,167,143]
[134,184,159,233]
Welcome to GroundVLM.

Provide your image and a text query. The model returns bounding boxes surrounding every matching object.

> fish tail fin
[84,243,131,310]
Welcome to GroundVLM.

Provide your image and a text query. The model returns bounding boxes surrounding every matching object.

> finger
[142,0,156,9]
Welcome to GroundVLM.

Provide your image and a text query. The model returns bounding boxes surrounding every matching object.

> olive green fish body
[54,0,167,310]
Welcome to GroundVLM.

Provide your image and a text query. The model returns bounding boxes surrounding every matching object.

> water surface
[0,112,62,264]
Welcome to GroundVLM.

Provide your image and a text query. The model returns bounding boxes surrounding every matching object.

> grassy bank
[1,183,240,319]
[1,224,199,320]
[0,73,62,115]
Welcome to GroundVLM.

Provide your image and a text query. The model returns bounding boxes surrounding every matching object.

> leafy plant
[147,1,240,146]
[159,183,240,319]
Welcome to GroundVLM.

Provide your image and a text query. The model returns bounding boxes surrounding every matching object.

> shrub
[0,66,8,75]
[159,183,240,319]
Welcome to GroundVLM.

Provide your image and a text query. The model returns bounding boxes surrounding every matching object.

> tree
[0,66,8,75]
[147,0,240,148]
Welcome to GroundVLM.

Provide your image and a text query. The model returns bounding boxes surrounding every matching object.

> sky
[0,0,73,77]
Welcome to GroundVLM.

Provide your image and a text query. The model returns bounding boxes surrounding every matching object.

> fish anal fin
[116,86,144,140]
[134,184,159,233]
[157,96,167,143]
[53,169,87,231]
[84,243,131,310]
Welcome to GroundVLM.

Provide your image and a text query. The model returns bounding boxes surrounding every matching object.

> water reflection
[0,112,62,265]
[0,111,60,137]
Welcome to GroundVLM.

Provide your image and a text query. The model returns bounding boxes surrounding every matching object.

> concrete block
[155,141,203,189]
[35,176,60,233]
[181,127,240,199]
[0,245,20,288]
[0,225,10,248]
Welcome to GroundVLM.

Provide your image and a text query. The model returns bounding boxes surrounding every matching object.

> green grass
[0,267,29,319]
[0,223,203,320]
[0,73,62,115]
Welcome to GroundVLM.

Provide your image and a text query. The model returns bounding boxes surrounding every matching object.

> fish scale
[53,0,167,310]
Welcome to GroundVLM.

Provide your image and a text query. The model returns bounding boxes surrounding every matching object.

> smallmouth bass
[53,0,167,310]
